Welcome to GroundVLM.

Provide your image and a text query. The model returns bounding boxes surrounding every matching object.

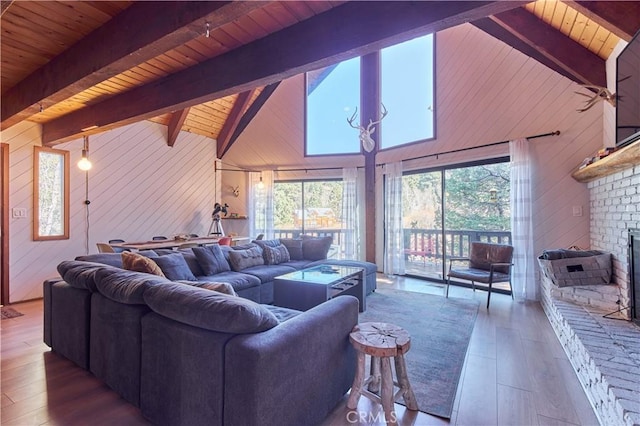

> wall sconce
[489,188,498,202]
[77,135,92,171]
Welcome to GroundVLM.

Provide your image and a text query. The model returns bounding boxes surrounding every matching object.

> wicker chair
[446,242,514,308]
[96,243,116,253]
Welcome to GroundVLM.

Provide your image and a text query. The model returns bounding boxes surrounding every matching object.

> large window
[305,34,434,155]
[381,34,434,149]
[401,158,510,282]
[33,146,69,240]
[273,180,344,241]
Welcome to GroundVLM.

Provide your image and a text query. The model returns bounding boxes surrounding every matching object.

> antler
[347,107,361,129]
[575,85,616,112]
[365,103,388,134]
[346,103,389,152]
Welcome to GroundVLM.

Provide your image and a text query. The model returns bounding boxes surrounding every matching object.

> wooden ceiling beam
[489,7,606,87]
[1,1,268,130]
[42,1,526,146]
[166,108,190,147]
[566,1,640,41]
[225,82,281,158]
[217,89,256,157]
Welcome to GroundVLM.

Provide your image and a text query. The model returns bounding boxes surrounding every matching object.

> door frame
[1,143,9,305]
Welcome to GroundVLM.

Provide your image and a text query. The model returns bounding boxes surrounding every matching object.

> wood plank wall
[224,23,603,277]
[2,120,216,302]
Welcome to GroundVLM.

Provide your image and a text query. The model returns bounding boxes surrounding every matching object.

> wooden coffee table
[273,265,365,312]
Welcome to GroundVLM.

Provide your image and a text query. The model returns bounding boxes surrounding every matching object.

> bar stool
[347,322,418,425]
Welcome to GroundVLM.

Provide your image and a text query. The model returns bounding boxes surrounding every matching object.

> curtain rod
[394,130,560,166]
[216,130,561,174]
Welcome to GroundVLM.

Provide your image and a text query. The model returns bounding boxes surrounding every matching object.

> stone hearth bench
[543,297,640,426]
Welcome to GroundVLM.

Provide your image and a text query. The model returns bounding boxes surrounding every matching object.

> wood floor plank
[455,354,498,425]
[555,358,600,426]
[496,327,533,391]
[497,384,539,426]
[521,338,582,424]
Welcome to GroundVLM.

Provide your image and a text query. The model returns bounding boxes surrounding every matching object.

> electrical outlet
[12,207,27,219]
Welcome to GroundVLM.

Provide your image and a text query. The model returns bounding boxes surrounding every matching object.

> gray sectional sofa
[43,238,377,425]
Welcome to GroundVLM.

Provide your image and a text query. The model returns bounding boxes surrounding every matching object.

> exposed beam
[472,18,583,85]
[1,0,14,16]
[166,108,190,147]
[566,1,640,41]
[1,1,268,130]
[489,7,606,87]
[224,82,281,158]
[217,89,256,157]
[42,1,526,146]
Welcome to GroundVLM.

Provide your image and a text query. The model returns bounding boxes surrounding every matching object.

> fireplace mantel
[572,140,640,183]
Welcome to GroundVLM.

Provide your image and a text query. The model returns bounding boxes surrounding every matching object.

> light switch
[572,206,583,217]
[12,207,27,218]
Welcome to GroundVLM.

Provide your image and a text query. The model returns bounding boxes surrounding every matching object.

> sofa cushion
[121,251,165,277]
[183,281,237,296]
[280,238,303,260]
[57,260,111,292]
[195,271,260,292]
[240,264,296,283]
[228,246,264,271]
[252,239,281,249]
[263,244,291,265]
[143,282,279,333]
[192,245,231,275]
[74,253,124,268]
[264,305,301,322]
[95,268,169,304]
[178,249,205,276]
[153,253,197,281]
[302,236,333,261]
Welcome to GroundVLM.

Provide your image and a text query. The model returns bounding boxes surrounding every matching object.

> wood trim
[1,1,266,130]
[41,1,525,145]
[217,89,256,157]
[33,146,70,241]
[361,52,380,263]
[489,8,606,87]
[167,108,190,147]
[566,1,640,41]
[1,143,9,305]
[225,82,281,157]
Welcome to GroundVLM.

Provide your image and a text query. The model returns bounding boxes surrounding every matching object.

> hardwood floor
[1,277,599,426]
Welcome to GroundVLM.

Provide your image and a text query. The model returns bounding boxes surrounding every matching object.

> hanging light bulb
[77,136,92,171]
[256,175,265,190]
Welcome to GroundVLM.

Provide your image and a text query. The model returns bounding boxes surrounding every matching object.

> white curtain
[510,138,537,300]
[249,170,274,240]
[342,167,360,260]
[383,162,405,275]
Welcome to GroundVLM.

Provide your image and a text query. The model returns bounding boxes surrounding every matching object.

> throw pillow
[192,244,231,275]
[263,244,291,265]
[121,251,165,277]
[301,235,333,261]
[228,246,264,271]
[153,253,197,281]
[280,238,303,260]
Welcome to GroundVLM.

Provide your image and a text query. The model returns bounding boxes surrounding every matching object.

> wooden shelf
[572,141,640,183]
[221,215,248,220]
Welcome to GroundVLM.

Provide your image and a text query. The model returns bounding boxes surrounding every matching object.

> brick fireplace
[541,152,640,426]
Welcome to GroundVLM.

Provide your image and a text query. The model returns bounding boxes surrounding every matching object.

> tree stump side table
[347,322,418,424]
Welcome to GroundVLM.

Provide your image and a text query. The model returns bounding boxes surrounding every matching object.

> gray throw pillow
[280,238,303,260]
[143,282,278,333]
[228,246,264,271]
[263,245,290,265]
[301,236,333,261]
[192,244,231,275]
[153,253,197,281]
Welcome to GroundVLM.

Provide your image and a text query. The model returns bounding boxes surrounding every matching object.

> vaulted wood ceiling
[1,1,639,155]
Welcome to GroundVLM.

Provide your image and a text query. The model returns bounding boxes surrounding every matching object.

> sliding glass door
[402,158,511,282]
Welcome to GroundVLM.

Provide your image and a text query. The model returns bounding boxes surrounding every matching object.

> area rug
[359,288,479,419]
[1,306,24,320]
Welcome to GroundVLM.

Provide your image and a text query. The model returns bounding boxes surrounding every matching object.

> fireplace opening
[629,229,640,325]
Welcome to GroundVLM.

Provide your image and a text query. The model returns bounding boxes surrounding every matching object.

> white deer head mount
[347,103,388,152]
[575,84,617,112]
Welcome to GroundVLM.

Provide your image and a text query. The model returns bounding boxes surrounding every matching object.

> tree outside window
[33,146,69,240]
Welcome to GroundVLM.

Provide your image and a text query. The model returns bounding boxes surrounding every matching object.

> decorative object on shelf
[208,202,229,236]
[575,84,617,112]
[346,103,388,152]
